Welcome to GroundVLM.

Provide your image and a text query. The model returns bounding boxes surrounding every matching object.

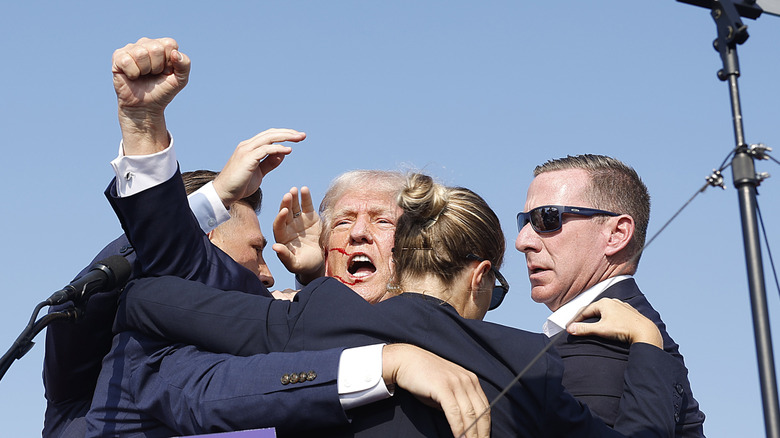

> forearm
[133,342,348,434]
[116,276,281,355]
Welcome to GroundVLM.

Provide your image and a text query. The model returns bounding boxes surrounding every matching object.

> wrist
[381,344,400,388]
[632,326,663,349]
[118,109,169,156]
[211,177,239,209]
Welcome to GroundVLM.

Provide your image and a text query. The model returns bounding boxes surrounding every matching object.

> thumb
[170,49,191,85]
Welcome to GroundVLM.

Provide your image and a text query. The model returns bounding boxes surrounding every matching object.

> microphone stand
[681,0,780,435]
[0,302,80,382]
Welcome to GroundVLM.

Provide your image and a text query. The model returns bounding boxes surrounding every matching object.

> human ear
[469,260,492,300]
[604,215,634,256]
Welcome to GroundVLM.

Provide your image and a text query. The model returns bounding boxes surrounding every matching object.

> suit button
[290,373,299,384]
[307,371,317,381]
[674,413,680,423]
[120,245,132,254]
[675,383,684,394]
[281,374,290,385]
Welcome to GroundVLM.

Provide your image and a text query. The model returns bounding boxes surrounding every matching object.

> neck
[401,274,468,317]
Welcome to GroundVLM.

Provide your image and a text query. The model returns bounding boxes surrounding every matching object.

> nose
[257,261,275,288]
[515,222,540,254]
[349,214,373,244]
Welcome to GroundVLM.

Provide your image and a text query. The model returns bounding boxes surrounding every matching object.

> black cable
[764,152,780,167]
[0,303,79,381]
[756,202,780,301]
[0,301,48,381]
[644,182,709,250]
[461,330,566,437]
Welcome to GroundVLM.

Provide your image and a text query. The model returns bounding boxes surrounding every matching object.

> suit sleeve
[115,276,383,356]
[612,342,685,437]
[104,170,269,296]
[126,334,347,434]
[116,276,294,356]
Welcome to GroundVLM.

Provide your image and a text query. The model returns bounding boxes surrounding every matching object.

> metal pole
[732,149,780,438]
[721,34,780,437]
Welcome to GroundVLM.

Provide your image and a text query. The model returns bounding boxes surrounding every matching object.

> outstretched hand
[382,344,490,438]
[567,298,663,348]
[212,129,306,209]
[112,37,191,155]
[272,186,325,282]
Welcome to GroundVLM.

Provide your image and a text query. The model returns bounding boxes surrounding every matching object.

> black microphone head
[95,255,133,289]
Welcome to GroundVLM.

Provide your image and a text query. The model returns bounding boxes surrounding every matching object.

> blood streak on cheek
[328,247,363,286]
[329,247,350,256]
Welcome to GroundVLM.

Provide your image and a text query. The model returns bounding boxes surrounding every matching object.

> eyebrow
[333,205,398,218]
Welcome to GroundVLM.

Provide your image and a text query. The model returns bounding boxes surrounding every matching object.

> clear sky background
[1,1,779,436]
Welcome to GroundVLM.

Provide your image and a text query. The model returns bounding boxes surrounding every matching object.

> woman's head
[392,173,505,317]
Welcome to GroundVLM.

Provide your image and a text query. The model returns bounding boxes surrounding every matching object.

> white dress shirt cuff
[111,137,178,197]
[338,344,392,410]
[187,181,231,233]
[110,136,231,233]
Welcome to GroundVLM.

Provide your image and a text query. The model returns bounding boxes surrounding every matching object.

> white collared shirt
[542,275,632,337]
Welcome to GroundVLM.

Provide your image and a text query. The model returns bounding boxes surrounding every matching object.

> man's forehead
[333,190,399,215]
[526,169,590,207]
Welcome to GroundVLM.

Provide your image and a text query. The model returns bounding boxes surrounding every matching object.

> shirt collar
[542,275,632,337]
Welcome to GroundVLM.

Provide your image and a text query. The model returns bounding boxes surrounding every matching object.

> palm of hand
[274,210,325,275]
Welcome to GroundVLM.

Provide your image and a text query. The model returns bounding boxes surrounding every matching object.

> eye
[333,218,353,228]
[376,217,395,226]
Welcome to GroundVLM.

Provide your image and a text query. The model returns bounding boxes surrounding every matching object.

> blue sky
[1,1,779,436]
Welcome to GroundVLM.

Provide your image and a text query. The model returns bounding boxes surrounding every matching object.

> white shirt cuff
[338,344,392,410]
[111,136,178,197]
[188,181,231,233]
[110,136,231,234]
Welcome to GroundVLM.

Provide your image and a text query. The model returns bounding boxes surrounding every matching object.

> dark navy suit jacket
[118,275,686,437]
[46,171,345,438]
[555,278,706,436]
[100,170,685,437]
[43,235,137,438]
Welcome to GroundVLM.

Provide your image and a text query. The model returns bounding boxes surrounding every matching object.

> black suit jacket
[555,278,705,436]
[106,170,686,437]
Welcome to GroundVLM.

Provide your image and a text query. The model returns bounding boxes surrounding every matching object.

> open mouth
[348,254,376,278]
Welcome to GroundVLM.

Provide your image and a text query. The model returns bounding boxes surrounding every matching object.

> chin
[530,288,552,305]
[352,284,384,304]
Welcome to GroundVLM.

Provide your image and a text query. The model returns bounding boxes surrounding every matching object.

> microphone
[46,255,133,306]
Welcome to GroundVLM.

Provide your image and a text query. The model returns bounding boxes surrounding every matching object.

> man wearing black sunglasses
[515,154,706,437]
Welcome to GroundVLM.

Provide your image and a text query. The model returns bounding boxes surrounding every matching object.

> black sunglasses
[466,254,509,311]
[516,205,619,234]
